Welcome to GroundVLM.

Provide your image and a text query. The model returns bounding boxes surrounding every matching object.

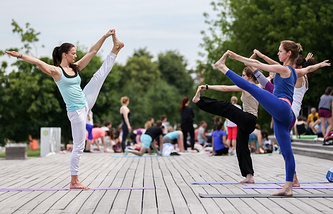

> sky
[0,0,214,71]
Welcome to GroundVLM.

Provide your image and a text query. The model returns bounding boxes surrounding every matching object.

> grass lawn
[0,148,40,158]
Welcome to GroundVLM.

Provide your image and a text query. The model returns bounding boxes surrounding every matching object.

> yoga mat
[243,185,333,189]
[0,186,154,192]
[199,193,333,198]
[113,155,159,158]
[191,181,329,185]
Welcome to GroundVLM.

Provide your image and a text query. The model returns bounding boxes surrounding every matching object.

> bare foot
[282,173,300,187]
[239,174,255,183]
[271,181,292,196]
[70,175,89,189]
[192,85,206,103]
[111,32,124,55]
[214,51,229,74]
[292,173,300,187]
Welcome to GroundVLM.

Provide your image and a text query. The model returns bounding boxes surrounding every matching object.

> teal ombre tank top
[55,66,86,112]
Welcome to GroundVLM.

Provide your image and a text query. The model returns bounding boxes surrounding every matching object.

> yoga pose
[125,120,163,156]
[193,67,259,183]
[120,96,132,152]
[6,29,124,189]
[252,50,321,119]
[163,127,184,152]
[214,40,330,196]
[247,50,328,186]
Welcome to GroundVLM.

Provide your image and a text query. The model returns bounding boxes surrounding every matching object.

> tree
[158,50,194,96]
[1,21,200,145]
[197,0,333,131]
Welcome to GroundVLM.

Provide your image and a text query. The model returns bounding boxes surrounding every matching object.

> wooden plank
[94,157,133,213]
[165,155,220,213]
[126,157,144,213]
[151,157,173,213]
[142,157,158,214]
[0,151,333,213]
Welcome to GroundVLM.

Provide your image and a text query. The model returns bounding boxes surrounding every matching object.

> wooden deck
[0,150,333,213]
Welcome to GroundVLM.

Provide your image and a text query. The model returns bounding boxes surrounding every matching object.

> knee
[281,149,294,161]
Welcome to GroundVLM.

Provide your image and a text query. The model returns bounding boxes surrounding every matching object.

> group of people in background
[6,26,332,197]
[83,86,332,160]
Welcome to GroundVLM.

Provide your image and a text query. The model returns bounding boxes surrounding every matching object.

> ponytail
[52,46,61,66]
[52,43,80,74]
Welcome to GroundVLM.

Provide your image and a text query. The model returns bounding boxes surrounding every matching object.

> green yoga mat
[292,135,318,139]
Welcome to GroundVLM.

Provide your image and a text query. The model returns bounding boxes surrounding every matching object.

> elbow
[254,61,262,68]
[88,49,98,55]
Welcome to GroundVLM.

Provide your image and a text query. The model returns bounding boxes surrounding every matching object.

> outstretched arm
[295,60,331,78]
[254,49,280,65]
[227,50,290,76]
[207,85,242,92]
[5,51,60,80]
[75,29,115,70]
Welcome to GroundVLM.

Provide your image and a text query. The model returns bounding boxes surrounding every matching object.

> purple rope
[191,181,329,185]
[0,186,155,192]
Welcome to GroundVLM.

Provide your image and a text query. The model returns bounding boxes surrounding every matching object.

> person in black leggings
[192,67,258,183]
[180,97,195,152]
[120,96,131,152]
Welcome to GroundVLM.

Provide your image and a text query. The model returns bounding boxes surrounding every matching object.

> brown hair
[230,96,238,104]
[121,96,129,104]
[243,67,257,82]
[155,120,162,127]
[180,97,189,112]
[295,55,317,68]
[281,40,303,63]
[325,87,333,95]
[52,43,80,74]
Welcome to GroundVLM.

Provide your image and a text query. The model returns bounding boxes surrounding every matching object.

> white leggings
[67,52,116,175]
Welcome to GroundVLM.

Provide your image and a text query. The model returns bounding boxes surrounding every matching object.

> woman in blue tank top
[5,29,124,190]
[213,40,325,196]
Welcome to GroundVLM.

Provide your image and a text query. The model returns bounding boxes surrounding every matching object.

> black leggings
[121,125,129,152]
[181,123,195,150]
[196,96,257,177]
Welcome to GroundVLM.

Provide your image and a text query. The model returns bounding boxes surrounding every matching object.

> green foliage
[11,19,41,56]
[158,51,193,95]
[0,148,40,158]
[0,21,196,146]
[197,0,333,132]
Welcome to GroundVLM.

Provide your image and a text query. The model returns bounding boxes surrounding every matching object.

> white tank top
[292,76,308,118]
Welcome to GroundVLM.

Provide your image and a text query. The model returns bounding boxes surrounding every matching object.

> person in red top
[86,124,109,152]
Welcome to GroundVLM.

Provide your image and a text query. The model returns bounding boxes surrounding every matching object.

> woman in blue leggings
[214,40,303,196]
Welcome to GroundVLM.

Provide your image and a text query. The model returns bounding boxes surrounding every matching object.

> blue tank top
[165,131,179,140]
[273,65,297,103]
[55,66,86,112]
